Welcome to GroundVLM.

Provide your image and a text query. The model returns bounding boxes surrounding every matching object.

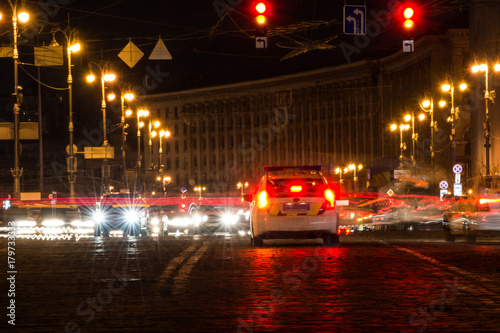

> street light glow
[422,100,430,108]
[18,11,29,23]
[124,93,134,101]
[86,74,96,83]
[69,43,81,53]
[103,73,116,82]
[441,84,451,92]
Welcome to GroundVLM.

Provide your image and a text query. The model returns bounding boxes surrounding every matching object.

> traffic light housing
[254,2,268,38]
[403,6,414,29]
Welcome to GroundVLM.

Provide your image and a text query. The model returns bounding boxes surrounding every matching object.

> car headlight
[93,211,105,223]
[41,219,65,227]
[222,213,238,225]
[151,217,160,226]
[168,217,191,227]
[124,210,140,223]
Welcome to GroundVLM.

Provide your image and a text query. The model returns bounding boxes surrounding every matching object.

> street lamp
[441,75,468,167]
[2,1,29,197]
[107,88,134,190]
[403,112,425,165]
[136,109,149,167]
[151,129,171,173]
[347,164,363,192]
[148,120,161,169]
[419,97,446,177]
[335,167,344,184]
[472,62,500,175]
[86,62,116,147]
[390,123,410,166]
[51,26,80,198]
[194,186,206,200]
[87,62,115,192]
[237,182,249,196]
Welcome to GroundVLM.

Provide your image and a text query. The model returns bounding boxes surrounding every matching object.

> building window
[175,157,179,169]
[184,157,188,169]
[192,138,197,149]
[166,158,171,170]
[174,107,178,119]
[193,156,198,168]
[175,141,179,153]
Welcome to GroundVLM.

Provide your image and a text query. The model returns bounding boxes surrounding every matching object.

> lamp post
[3,1,29,197]
[107,89,134,190]
[237,182,249,196]
[390,123,410,167]
[472,62,500,175]
[194,186,206,200]
[149,120,160,169]
[51,26,80,198]
[441,75,467,167]
[403,112,425,165]
[348,163,363,193]
[420,97,446,179]
[335,167,344,185]
[87,62,115,193]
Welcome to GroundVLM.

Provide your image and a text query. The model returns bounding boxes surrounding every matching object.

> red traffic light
[255,2,267,25]
[255,2,266,14]
[402,6,415,29]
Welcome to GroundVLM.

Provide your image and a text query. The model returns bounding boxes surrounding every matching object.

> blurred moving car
[191,204,249,234]
[243,165,339,246]
[443,175,500,243]
[161,203,197,235]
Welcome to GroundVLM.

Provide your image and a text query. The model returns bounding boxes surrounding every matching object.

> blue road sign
[343,5,366,35]
[439,181,448,190]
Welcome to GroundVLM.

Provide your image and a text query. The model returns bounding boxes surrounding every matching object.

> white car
[244,166,340,246]
[443,175,500,243]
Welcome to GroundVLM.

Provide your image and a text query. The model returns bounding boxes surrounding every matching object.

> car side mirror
[242,194,253,202]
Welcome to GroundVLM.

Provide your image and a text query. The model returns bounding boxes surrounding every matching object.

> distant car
[90,192,147,237]
[143,206,169,236]
[244,165,340,246]
[162,203,197,235]
[191,205,249,234]
[443,175,500,243]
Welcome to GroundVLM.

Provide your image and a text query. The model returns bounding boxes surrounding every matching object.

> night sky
[0,0,469,185]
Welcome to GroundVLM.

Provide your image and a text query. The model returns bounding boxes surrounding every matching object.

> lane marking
[376,239,500,307]
[171,242,210,295]
[157,243,200,288]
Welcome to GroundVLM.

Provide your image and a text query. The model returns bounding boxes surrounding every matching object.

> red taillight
[324,189,335,208]
[257,191,268,209]
[290,185,302,193]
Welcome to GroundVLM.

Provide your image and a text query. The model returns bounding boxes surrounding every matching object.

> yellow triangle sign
[118,39,144,68]
[149,37,172,60]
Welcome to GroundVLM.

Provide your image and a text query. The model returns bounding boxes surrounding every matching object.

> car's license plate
[283,203,310,211]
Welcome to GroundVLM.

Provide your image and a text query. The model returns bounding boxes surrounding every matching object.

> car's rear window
[266,178,326,198]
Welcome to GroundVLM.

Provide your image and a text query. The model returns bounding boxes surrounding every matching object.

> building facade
[141,30,470,194]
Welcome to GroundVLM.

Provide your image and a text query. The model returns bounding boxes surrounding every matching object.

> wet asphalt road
[1,231,500,333]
